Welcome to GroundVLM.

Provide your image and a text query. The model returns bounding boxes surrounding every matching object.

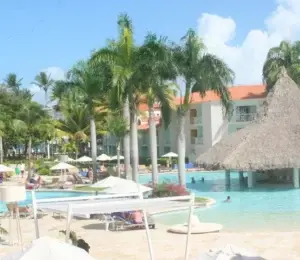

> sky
[0,0,299,103]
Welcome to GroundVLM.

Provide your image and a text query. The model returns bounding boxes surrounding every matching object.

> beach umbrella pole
[15,205,23,249]
[184,193,195,260]
[138,189,154,260]
[31,190,40,238]
[65,204,73,243]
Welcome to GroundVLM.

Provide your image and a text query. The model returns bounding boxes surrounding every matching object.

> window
[190,127,203,145]
[164,128,170,144]
[164,147,171,154]
[190,109,197,124]
[236,105,257,122]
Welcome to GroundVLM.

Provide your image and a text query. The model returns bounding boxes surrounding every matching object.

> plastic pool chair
[112,213,155,231]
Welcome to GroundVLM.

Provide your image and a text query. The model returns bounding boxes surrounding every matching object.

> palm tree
[32,72,54,107]
[66,60,111,177]
[13,102,49,179]
[4,73,22,95]
[173,29,234,186]
[55,106,90,158]
[263,40,300,91]
[3,73,32,101]
[106,114,128,177]
[91,13,137,180]
[135,33,177,185]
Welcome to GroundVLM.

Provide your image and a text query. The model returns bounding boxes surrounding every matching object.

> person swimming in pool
[191,177,196,184]
[224,196,231,202]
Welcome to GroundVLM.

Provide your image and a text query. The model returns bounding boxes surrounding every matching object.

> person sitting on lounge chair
[12,205,31,217]
[128,211,143,224]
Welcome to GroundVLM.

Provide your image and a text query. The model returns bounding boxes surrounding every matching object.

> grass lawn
[73,186,106,192]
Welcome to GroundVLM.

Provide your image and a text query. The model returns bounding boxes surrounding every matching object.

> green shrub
[38,167,50,176]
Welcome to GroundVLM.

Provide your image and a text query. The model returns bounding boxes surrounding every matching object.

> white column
[225,170,230,187]
[293,168,299,188]
[248,171,254,188]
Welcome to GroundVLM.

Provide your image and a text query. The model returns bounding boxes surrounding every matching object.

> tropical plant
[135,33,177,185]
[172,29,234,186]
[263,40,300,91]
[59,230,90,253]
[12,102,50,179]
[66,60,111,177]
[106,114,128,177]
[3,73,22,95]
[32,71,54,106]
[151,183,189,197]
[90,13,135,180]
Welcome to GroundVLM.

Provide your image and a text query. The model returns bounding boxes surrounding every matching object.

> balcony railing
[190,117,202,125]
[235,113,256,122]
[191,137,203,145]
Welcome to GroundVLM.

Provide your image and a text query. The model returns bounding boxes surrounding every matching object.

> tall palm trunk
[116,140,121,177]
[177,112,186,186]
[90,117,97,182]
[0,136,3,163]
[130,110,139,182]
[47,141,50,159]
[27,136,32,180]
[123,100,131,179]
[149,107,158,185]
[44,90,48,108]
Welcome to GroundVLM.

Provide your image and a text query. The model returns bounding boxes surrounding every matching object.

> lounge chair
[112,212,155,231]
[97,214,115,231]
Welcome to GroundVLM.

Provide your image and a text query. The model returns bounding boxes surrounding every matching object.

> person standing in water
[191,177,196,184]
[223,196,231,202]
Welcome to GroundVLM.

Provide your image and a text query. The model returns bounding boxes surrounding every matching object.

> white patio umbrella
[110,155,124,160]
[91,176,128,188]
[67,157,75,162]
[2,236,96,260]
[161,152,178,158]
[196,244,263,260]
[161,152,178,167]
[0,164,14,172]
[50,162,77,171]
[76,156,92,162]
[103,180,152,194]
[96,154,111,161]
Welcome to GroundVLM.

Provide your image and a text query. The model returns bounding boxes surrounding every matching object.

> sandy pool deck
[0,215,299,259]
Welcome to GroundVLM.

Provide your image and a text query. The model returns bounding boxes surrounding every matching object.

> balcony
[191,136,203,145]
[190,117,202,125]
[236,113,256,122]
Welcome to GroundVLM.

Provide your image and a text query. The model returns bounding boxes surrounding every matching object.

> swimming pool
[139,171,300,232]
[0,191,88,212]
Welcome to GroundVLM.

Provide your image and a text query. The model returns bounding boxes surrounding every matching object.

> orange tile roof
[137,85,266,130]
[175,84,266,105]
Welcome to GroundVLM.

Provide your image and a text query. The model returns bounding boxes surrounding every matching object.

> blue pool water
[139,171,300,232]
[0,191,88,212]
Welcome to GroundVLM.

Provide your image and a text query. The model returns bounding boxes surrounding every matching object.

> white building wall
[103,97,265,160]
[210,102,229,146]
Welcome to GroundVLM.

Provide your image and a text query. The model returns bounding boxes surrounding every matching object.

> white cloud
[30,66,65,104]
[197,0,300,84]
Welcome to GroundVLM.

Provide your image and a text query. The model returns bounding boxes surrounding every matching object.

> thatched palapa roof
[197,69,300,171]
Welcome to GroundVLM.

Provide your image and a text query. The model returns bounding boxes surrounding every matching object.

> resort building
[102,84,266,162]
